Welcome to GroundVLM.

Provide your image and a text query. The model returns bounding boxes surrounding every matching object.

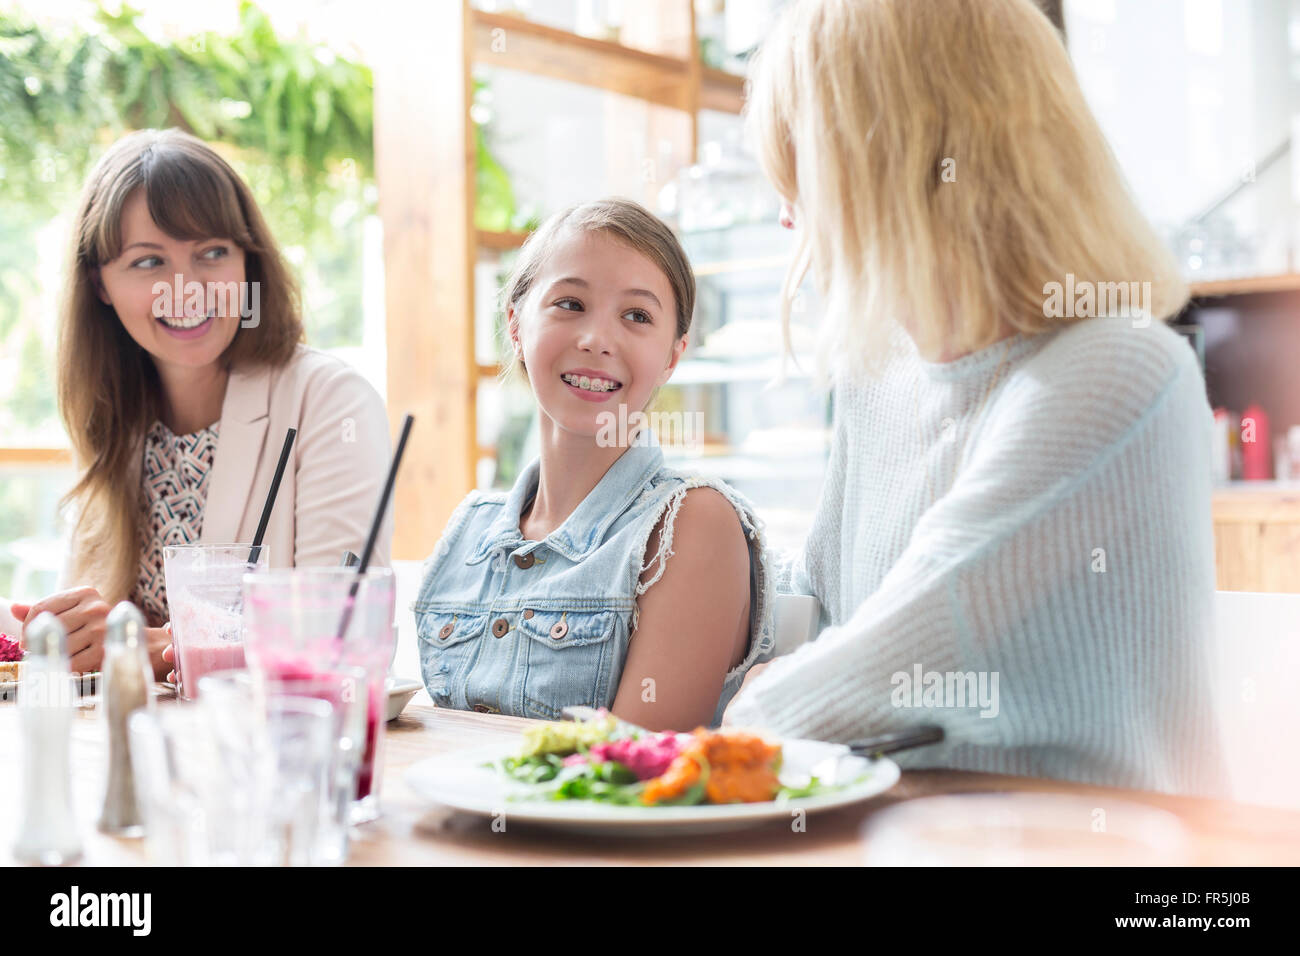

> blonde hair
[58,128,304,610]
[747,0,1188,378]
[501,198,695,381]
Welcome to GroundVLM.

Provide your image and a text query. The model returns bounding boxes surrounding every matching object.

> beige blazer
[200,345,394,568]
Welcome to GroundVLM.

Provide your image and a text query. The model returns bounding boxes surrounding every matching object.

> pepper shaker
[98,602,153,836]
[13,612,82,865]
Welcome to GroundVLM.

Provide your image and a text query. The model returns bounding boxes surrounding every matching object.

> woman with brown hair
[3,128,392,678]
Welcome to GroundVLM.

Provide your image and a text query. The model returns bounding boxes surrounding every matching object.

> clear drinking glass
[199,666,368,865]
[241,567,396,823]
[256,696,337,866]
[163,543,268,699]
[129,689,337,866]
[128,705,263,865]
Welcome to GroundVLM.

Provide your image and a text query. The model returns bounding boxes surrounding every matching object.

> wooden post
[373,0,476,560]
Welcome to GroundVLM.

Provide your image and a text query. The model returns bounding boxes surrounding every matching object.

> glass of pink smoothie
[163,544,269,700]
[241,567,396,823]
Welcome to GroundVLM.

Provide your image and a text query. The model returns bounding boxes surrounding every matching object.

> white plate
[404,737,900,836]
[385,676,422,722]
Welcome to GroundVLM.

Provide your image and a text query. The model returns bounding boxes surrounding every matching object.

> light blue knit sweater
[727,317,1228,797]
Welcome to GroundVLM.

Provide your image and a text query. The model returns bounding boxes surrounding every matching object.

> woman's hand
[11,591,172,679]
[160,630,178,684]
[11,587,112,673]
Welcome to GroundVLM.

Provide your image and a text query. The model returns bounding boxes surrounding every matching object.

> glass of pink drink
[241,567,396,823]
[163,544,269,700]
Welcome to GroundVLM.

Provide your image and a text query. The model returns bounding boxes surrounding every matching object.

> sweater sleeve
[726,324,1227,796]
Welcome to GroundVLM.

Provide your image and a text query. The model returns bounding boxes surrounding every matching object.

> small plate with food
[0,633,99,702]
[404,710,905,836]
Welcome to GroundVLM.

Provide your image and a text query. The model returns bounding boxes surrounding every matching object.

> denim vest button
[522,609,534,619]
[550,620,569,640]
[513,552,535,569]
[438,623,453,639]
[492,617,509,638]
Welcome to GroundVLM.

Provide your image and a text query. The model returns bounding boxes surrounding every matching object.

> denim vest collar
[467,436,665,565]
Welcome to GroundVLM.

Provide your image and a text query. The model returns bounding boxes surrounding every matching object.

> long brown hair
[58,128,304,603]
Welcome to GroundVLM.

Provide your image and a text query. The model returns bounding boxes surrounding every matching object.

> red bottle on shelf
[1240,404,1273,481]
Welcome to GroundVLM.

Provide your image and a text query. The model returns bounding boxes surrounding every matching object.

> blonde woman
[4,129,392,678]
[723,0,1226,796]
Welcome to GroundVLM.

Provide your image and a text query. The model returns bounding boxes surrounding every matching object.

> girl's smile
[561,366,624,401]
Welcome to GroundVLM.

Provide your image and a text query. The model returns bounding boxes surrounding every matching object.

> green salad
[488,713,860,807]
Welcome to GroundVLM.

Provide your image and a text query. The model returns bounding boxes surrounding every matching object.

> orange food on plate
[640,738,705,805]
[641,729,782,805]
[700,730,782,804]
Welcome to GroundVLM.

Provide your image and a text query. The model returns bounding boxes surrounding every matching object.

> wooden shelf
[669,356,811,385]
[1189,274,1300,297]
[694,254,787,277]
[477,229,531,251]
[472,10,693,111]
[700,67,745,115]
[1213,486,1300,522]
[477,362,503,379]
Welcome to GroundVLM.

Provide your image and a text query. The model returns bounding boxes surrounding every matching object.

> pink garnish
[0,633,23,663]
[587,734,686,780]
[264,658,321,682]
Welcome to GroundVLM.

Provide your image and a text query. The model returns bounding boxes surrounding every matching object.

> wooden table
[3,692,1298,866]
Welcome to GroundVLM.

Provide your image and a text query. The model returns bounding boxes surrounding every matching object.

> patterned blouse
[132,420,221,626]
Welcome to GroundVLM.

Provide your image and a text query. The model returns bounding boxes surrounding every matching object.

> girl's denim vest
[413,437,774,727]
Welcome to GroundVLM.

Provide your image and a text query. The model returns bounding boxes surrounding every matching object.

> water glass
[129,691,337,867]
[199,666,368,864]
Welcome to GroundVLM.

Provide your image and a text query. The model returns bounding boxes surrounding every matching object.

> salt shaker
[13,612,82,865]
[98,602,153,836]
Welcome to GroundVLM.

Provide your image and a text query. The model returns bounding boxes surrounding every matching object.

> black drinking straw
[334,414,414,641]
[247,427,297,566]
